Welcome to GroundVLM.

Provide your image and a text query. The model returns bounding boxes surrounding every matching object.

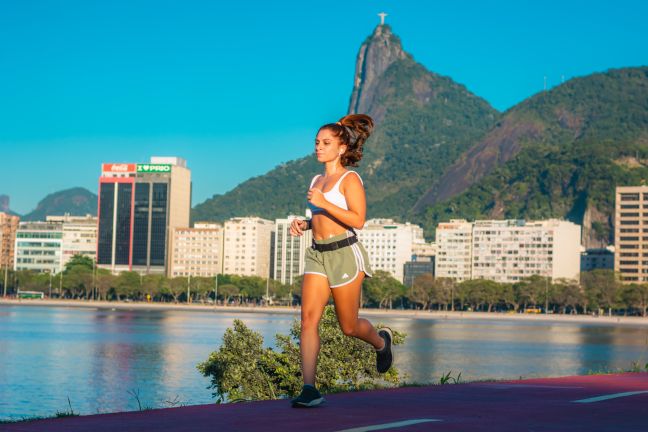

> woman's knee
[339,320,358,337]
[301,311,321,331]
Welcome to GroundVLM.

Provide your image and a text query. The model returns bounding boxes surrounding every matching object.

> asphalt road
[3,373,647,431]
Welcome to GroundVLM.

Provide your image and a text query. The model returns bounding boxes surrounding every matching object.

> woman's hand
[289,218,309,237]
[307,188,327,210]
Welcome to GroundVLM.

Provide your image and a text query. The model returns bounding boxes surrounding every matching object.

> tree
[141,274,164,301]
[514,275,548,309]
[95,270,115,300]
[622,283,648,316]
[268,279,291,303]
[164,277,187,303]
[15,270,50,293]
[114,271,142,300]
[410,273,434,310]
[551,279,583,314]
[235,276,266,302]
[499,283,517,311]
[218,284,240,304]
[581,270,620,315]
[197,306,405,403]
[192,277,216,302]
[0,269,17,295]
[479,280,501,312]
[432,277,456,310]
[63,265,93,298]
[64,254,94,272]
[363,270,406,309]
[457,280,485,311]
[290,275,303,302]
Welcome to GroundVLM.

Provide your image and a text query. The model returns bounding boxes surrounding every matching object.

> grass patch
[587,361,648,375]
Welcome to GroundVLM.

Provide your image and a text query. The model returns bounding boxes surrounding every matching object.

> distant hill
[22,187,97,221]
[415,67,648,246]
[191,24,497,222]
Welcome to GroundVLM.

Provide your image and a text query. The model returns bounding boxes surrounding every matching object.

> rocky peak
[348,24,408,116]
[0,195,9,213]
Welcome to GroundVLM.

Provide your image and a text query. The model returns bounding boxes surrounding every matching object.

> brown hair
[319,114,374,167]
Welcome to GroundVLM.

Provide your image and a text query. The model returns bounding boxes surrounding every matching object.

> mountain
[415,67,648,246]
[192,24,498,222]
[22,187,97,221]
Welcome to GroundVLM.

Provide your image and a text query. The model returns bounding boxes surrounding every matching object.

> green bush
[197,306,405,403]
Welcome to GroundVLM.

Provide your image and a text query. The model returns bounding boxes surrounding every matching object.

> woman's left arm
[308,173,366,229]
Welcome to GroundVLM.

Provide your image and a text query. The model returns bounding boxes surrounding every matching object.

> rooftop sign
[137,164,172,173]
[102,163,136,173]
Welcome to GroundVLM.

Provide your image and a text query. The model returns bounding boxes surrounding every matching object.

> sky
[1,0,647,214]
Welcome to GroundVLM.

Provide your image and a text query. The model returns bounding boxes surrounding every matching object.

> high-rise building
[435,219,473,282]
[356,218,427,283]
[614,186,648,282]
[0,212,20,271]
[273,216,312,285]
[471,219,581,283]
[14,221,63,273]
[97,157,191,274]
[223,217,274,277]
[170,223,224,277]
[47,214,97,267]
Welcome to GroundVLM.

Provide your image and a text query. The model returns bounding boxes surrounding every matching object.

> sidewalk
[3,373,647,431]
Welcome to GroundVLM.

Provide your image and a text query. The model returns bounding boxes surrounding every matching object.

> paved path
[3,373,647,431]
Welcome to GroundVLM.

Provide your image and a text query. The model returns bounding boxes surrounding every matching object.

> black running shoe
[376,328,394,373]
[290,384,325,408]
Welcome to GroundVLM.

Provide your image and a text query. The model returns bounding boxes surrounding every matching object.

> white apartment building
[435,219,473,282]
[223,217,274,278]
[356,218,427,283]
[47,214,97,267]
[412,241,437,258]
[170,223,224,277]
[274,216,312,285]
[471,219,581,283]
[14,221,64,273]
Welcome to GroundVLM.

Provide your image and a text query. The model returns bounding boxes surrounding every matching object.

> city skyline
[2,0,648,214]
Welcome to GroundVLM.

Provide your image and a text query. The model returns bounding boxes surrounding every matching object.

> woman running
[289,114,393,408]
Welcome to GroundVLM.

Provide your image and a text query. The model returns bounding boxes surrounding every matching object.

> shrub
[197,306,405,402]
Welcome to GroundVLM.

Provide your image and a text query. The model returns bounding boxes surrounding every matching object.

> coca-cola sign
[102,163,136,173]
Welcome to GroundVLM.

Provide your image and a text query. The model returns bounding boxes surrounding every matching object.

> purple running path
[3,373,647,432]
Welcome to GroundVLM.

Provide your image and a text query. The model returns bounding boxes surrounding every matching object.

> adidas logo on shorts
[342,273,349,279]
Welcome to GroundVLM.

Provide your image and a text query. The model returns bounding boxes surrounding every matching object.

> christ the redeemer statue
[378,12,387,25]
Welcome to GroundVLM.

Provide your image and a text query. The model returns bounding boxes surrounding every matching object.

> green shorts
[304,231,373,288]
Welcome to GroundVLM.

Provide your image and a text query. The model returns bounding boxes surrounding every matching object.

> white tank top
[307,170,363,215]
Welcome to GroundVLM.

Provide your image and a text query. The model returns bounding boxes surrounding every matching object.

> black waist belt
[312,235,357,252]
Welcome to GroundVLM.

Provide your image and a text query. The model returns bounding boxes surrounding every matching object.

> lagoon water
[1,304,647,420]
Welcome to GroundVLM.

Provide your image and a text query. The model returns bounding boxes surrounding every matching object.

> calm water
[1,304,648,420]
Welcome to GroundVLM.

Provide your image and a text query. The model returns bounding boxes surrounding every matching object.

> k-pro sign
[137,164,172,173]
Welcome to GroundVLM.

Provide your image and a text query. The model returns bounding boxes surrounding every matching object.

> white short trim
[351,243,372,277]
[304,272,327,279]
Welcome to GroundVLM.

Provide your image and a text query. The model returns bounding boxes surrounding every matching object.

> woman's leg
[300,274,331,386]
[330,273,384,349]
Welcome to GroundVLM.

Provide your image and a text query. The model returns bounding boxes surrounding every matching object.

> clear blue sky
[1,0,647,214]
